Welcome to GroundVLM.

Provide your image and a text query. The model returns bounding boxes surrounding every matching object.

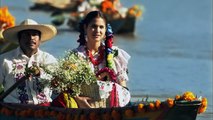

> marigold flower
[175,95,181,100]
[34,109,45,118]
[101,1,116,13]
[0,6,15,30]
[89,112,99,120]
[155,99,161,109]
[149,103,155,110]
[1,107,13,116]
[102,112,111,120]
[49,111,58,117]
[80,114,87,120]
[198,97,208,114]
[111,110,121,120]
[125,109,134,117]
[182,91,196,101]
[25,109,34,117]
[18,110,28,117]
[137,103,144,112]
[57,112,65,120]
[127,5,144,18]
[66,113,72,120]
[167,98,174,108]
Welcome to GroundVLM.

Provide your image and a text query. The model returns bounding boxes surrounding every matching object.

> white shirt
[0,47,57,104]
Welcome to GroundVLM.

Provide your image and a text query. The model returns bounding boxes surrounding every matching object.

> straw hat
[2,19,57,44]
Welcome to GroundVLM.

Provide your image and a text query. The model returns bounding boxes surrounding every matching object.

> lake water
[1,0,212,119]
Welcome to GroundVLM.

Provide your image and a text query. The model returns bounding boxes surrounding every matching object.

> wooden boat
[29,0,79,12]
[66,15,136,34]
[0,99,203,120]
[29,0,142,34]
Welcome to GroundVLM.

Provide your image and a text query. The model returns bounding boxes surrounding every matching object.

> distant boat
[29,0,80,12]
[65,14,136,34]
[0,100,202,120]
[29,0,144,34]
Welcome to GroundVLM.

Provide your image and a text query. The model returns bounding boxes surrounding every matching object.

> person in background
[0,19,57,106]
[73,10,131,108]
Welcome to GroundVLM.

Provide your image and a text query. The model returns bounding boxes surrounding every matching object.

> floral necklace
[86,45,105,66]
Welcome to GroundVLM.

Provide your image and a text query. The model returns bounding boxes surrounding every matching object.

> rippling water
[1,0,212,119]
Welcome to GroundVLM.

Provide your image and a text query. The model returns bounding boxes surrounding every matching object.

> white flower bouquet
[42,51,97,97]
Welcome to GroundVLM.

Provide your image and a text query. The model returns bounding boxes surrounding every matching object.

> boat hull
[0,100,201,120]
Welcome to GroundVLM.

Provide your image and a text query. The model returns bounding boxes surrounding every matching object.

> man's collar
[16,47,41,58]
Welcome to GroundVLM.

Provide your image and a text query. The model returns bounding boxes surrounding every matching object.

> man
[0,19,57,106]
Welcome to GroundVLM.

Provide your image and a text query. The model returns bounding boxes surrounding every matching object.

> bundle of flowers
[174,91,208,114]
[42,51,97,96]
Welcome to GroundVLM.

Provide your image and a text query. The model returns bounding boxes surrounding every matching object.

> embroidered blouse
[73,45,131,83]
[73,45,131,107]
[0,47,57,104]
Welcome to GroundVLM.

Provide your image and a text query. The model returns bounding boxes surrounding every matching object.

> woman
[73,10,131,108]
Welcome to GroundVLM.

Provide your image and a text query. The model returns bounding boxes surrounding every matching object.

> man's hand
[26,65,40,77]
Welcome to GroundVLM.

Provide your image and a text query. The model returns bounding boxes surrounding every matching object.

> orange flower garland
[174,91,208,114]
[135,91,207,114]
[0,91,207,119]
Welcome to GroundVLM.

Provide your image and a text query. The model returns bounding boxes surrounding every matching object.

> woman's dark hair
[77,11,107,46]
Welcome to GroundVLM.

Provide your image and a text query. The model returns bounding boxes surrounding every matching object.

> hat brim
[3,24,57,44]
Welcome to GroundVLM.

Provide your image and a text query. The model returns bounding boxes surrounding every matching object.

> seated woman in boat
[72,10,131,108]
[52,10,130,108]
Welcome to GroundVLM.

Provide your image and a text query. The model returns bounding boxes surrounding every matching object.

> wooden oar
[0,75,28,101]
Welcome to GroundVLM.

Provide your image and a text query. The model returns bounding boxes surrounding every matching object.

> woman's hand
[74,96,93,108]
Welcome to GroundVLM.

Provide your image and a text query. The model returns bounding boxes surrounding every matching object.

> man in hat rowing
[0,19,57,106]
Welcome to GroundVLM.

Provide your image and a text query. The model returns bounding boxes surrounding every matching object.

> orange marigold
[0,6,15,30]
[198,97,208,114]
[167,98,174,108]
[137,103,144,112]
[149,103,155,110]
[175,95,181,100]
[125,109,134,117]
[57,112,65,120]
[111,110,121,120]
[80,114,87,120]
[89,112,99,120]
[182,91,196,101]
[155,99,161,109]
[127,5,144,18]
[102,112,111,120]
[101,1,115,13]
